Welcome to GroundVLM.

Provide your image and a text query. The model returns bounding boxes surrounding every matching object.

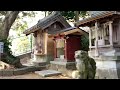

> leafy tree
[43,11,88,21]
[0,11,36,68]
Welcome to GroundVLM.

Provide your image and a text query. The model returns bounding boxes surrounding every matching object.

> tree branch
[1,11,19,39]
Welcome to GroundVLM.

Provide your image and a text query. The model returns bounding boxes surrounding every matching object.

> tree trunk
[74,11,79,22]
[0,11,22,68]
[0,11,19,39]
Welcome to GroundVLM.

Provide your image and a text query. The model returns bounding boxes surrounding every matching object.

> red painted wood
[53,35,81,62]
[66,36,81,61]
[55,35,65,39]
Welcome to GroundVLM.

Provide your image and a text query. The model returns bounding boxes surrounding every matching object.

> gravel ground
[0,72,71,79]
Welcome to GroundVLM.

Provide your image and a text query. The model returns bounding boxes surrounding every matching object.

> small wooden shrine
[75,11,120,79]
[23,12,71,63]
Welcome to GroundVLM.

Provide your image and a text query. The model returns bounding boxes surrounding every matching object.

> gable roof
[75,11,120,27]
[48,27,88,37]
[23,12,71,35]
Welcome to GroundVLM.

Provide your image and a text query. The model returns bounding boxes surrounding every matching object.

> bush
[81,35,89,51]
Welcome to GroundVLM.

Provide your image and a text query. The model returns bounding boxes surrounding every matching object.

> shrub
[81,35,89,51]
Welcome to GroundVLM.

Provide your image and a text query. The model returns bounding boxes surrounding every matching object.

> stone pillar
[89,29,92,50]
[109,21,113,46]
[102,27,104,42]
[95,22,99,57]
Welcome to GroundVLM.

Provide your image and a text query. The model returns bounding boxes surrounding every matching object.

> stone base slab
[35,70,62,77]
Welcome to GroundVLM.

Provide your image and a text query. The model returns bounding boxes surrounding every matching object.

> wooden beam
[61,28,84,35]
[70,32,82,35]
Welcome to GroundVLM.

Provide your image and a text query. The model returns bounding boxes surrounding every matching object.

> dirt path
[0,72,71,79]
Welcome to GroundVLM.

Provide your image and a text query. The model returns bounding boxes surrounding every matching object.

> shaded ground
[0,72,71,79]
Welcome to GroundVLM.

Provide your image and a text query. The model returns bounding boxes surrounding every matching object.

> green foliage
[0,39,22,67]
[61,11,75,20]
[44,11,87,21]
[61,11,87,21]
[79,11,87,18]
[81,35,89,51]
[11,35,32,55]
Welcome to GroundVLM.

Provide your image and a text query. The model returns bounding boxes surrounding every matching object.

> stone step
[35,70,62,77]
[32,61,47,66]
[22,63,34,67]
[22,61,47,67]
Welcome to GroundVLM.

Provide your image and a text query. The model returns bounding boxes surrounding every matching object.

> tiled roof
[48,27,88,35]
[23,12,71,35]
[75,11,120,27]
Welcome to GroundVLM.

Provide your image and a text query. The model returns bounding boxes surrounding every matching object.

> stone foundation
[95,60,120,79]
[33,54,54,64]
[89,49,120,79]
[49,61,76,77]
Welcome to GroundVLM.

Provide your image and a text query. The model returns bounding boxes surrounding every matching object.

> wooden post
[64,39,67,60]
[30,34,32,52]
[54,39,57,59]
[95,21,99,57]
[44,32,48,54]
[109,21,113,46]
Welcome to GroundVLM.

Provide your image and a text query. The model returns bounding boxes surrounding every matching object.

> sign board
[0,42,4,53]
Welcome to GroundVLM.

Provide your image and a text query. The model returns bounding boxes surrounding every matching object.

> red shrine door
[66,36,81,61]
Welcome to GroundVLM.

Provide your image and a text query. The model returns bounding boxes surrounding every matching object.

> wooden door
[66,36,81,61]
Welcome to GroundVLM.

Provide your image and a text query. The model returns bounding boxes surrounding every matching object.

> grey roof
[48,27,88,35]
[75,11,120,27]
[23,12,71,35]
